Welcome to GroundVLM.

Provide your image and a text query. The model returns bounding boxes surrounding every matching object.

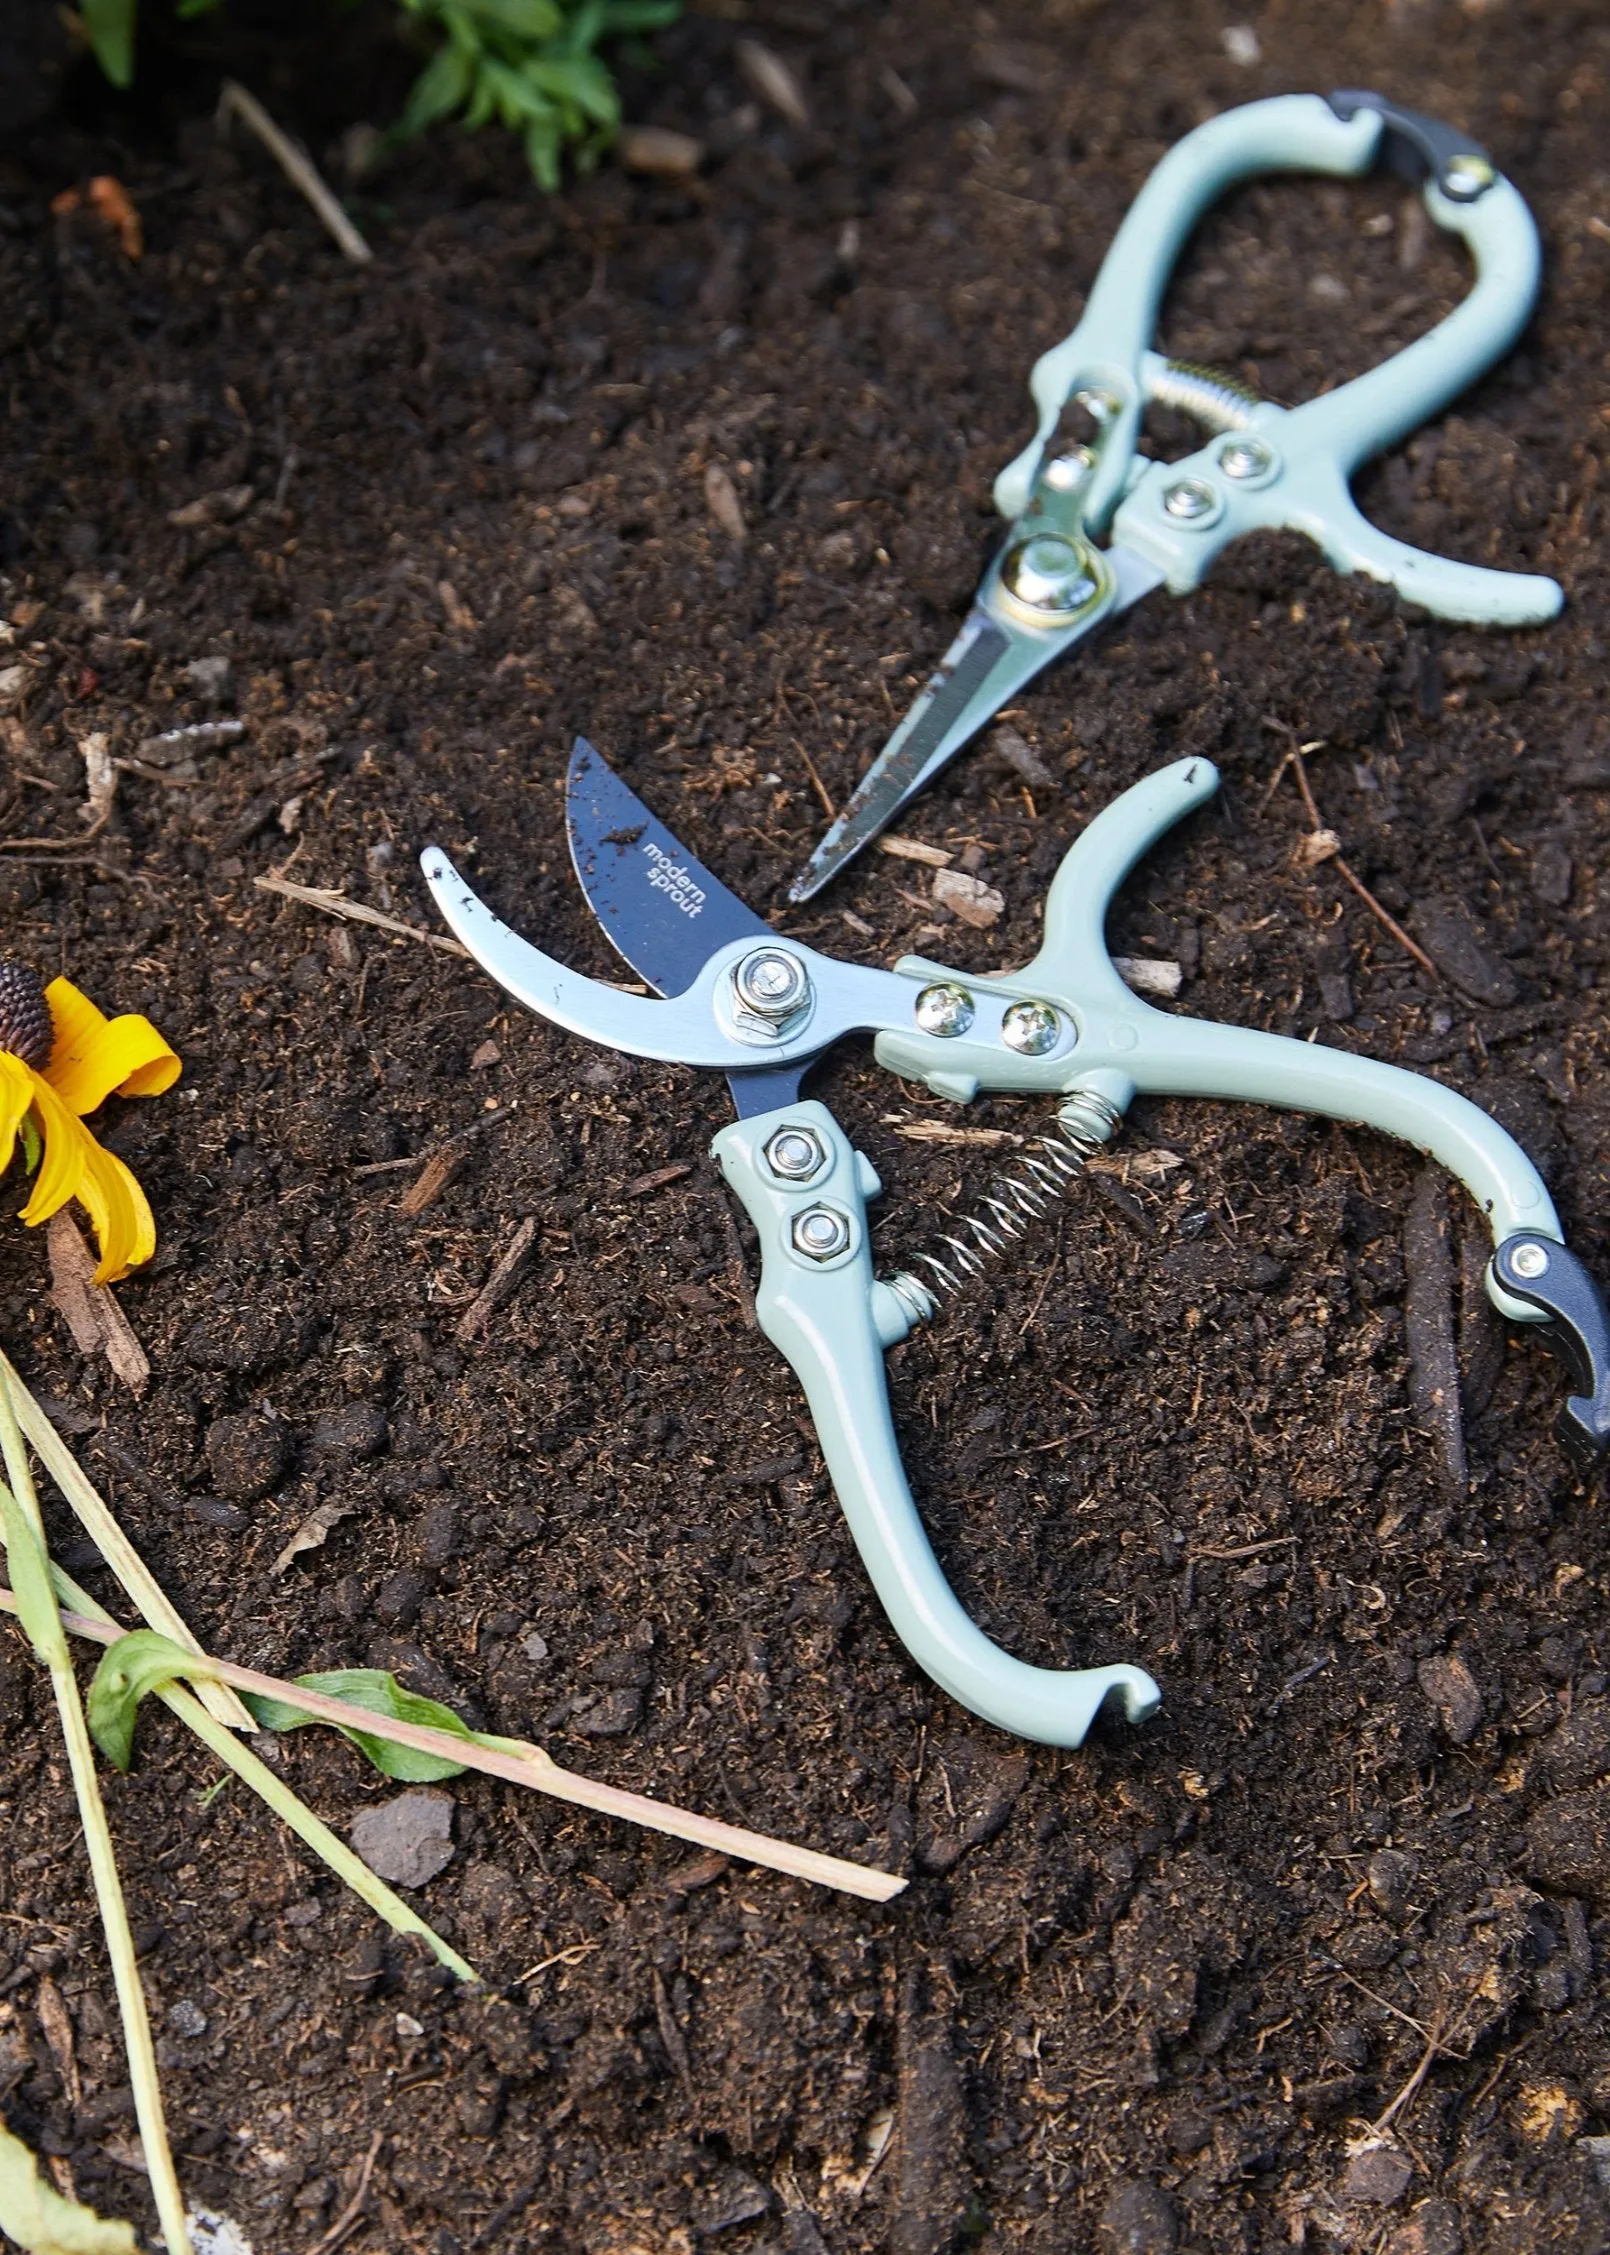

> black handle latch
[1493,1233,1610,1473]
[1328,89,1498,203]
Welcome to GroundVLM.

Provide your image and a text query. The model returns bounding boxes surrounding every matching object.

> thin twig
[1287,745,1444,985]
[0,1587,906,1902]
[793,739,838,820]
[255,872,470,958]
[309,2130,384,2255]
[218,81,372,264]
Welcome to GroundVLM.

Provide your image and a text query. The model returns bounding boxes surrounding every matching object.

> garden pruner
[423,746,1608,1748]
[791,89,1563,900]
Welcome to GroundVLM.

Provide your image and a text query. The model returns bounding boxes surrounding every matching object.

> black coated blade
[566,737,775,996]
[564,737,806,1120]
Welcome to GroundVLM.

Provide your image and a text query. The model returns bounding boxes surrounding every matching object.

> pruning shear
[790,88,1563,902]
[423,746,1609,1748]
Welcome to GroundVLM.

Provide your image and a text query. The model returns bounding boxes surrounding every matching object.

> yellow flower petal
[42,976,181,1115]
[0,1053,33,1180]
[16,1070,155,1281]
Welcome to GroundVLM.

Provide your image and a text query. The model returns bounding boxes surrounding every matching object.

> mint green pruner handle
[874,758,1561,1325]
[993,92,1561,628]
[713,1102,1162,1748]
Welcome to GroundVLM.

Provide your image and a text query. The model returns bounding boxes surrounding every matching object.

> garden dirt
[2,2,1609,2250]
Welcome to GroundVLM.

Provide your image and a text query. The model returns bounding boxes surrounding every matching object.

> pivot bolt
[791,1204,852,1262]
[1042,448,1095,493]
[915,983,976,1038]
[1219,436,1274,482]
[1442,152,1496,201]
[1510,1241,1551,1280]
[1000,533,1099,618]
[734,947,810,1019]
[764,1125,826,1182]
[1162,477,1220,524]
[1073,387,1121,424]
[1001,1000,1062,1056]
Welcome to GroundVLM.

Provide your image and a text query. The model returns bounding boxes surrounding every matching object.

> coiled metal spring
[881,1088,1124,1328]
[1146,358,1261,435]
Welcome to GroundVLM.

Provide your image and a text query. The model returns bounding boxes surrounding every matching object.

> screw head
[1001,999,1062,1056]
[1000,533,1099,618]
[733,946,810,1019]
[1219,436,1274,482]
[914,983,976,1039]
[1073,387,1121,424]
[1042,448,1094,494]
[791,1204,852,1262]
[1510,1241,1551,1280]
[764,1125,826,1182]
[1162,477,1220,524]
[1442,152,1496,201]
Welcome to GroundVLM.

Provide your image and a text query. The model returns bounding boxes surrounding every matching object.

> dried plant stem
[41,1559,479,1985]
[1,1591,906,1903]
[0,1386,192,2255]
[254,872,470,958]
[0,1346,253,1732]
[217,81,372,264]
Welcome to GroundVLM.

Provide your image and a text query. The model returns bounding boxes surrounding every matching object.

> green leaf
[243,1668,473,1783]
[400,40,477,135]
[553,0,606,56]
[1,1482,68,1675]
[458,0,564,38]
[599,0,681,28]
[80,0,136,88]
[87,1629,221,1771]
[18,1114,41,1177]
[0,2121,139,2255]
[524,117,563,191]
[523,55,618,126]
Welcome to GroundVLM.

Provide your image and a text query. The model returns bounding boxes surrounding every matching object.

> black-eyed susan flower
[0,963,180,1284]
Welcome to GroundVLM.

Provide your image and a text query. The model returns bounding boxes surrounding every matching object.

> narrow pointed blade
[788,543,1163,902]
[566,736,774,996]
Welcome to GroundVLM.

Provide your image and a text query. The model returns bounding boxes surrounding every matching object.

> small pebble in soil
[204,1411,290,1502]
[1343,2145,1414,2204]
[183,654,234,703]
[1417,1652,1484,1744]
[168,1998,207,2038]
[1368,1849,1419,1917]
[351,1789,456,1886]
[1096,2178,1177,2253]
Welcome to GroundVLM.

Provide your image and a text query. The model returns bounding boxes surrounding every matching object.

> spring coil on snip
[1146,358,1262,435]
[881,1087,1125,1329]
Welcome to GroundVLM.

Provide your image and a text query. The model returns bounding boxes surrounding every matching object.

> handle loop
[713,1102,1162,1746]
[992,91,1561,628]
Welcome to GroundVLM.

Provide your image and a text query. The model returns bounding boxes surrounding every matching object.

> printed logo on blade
[642,840,706,917]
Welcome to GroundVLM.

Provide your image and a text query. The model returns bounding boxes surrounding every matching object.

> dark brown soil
[3,3,1609,2250]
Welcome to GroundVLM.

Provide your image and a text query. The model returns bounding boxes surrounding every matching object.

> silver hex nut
[791,1204,853,1262]
[764,1125,827,1183]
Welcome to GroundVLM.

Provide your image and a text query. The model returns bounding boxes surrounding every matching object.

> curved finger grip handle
[995,92,1379,530]
[712,1102,1161,1747]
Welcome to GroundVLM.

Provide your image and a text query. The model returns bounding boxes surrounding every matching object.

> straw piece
[0,1589,907,1904]
[0,1348,254,1732]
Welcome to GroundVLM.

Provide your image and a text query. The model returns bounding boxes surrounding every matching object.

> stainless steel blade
[788,543,1164,903]
[566,736,775,996]
[564,737,807,1117]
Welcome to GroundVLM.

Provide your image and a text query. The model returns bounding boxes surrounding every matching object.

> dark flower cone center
[0,961,53,1070]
